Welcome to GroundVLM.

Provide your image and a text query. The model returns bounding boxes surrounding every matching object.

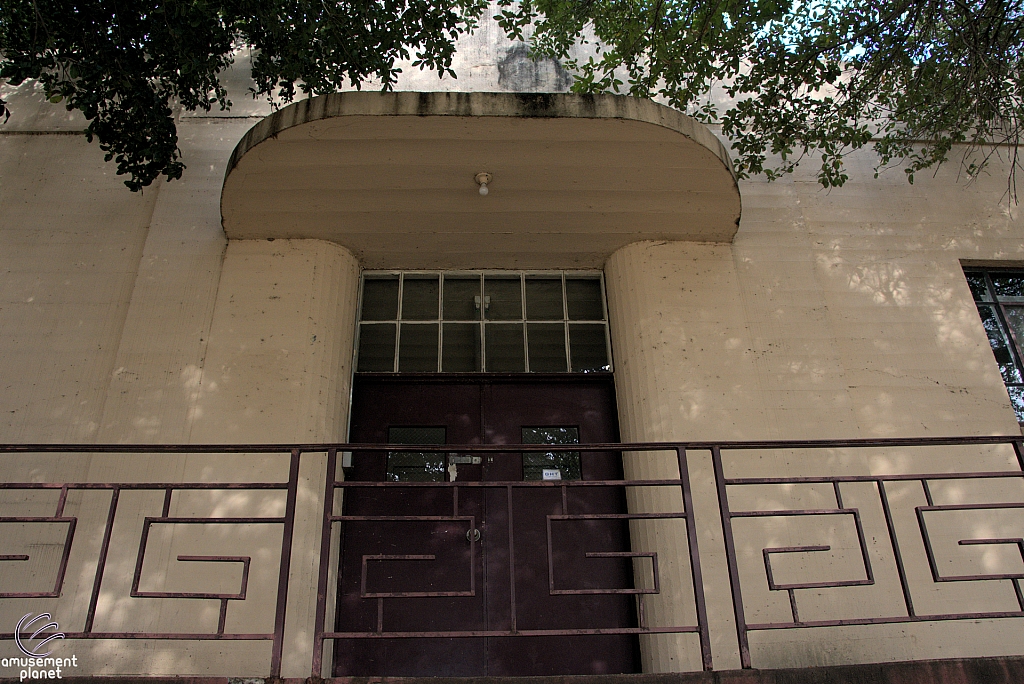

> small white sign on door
[541,469,562,481]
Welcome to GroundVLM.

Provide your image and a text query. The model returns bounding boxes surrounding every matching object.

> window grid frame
[965,267,1024,422]
[355,270,612,374]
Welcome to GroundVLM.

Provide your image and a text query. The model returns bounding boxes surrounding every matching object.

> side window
[965,269,1024,422]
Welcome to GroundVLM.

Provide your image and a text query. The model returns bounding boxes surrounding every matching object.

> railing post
[711,445,750,669]
[877,479,916,619]
[84,486,120,633]
[676,447,713,671]
[270,449,301,678]
[311,447,338,678]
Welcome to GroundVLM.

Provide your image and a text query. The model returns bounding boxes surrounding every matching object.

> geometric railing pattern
[311,445,711,674]
[0,448,300,677]
[0,437,1021,676]
[713,440,1024,668]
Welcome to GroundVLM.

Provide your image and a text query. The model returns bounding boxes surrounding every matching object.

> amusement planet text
[2,655,78,681]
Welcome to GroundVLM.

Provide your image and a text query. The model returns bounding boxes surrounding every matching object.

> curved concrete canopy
[221,92,741,268]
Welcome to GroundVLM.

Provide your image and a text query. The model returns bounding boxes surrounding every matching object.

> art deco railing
[0,436,1021,677]
[313,444,710,675]
[708,437,1024,668]
[0,445,302,677]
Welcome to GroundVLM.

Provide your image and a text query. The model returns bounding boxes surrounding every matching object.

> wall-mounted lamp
[475,172,492,196]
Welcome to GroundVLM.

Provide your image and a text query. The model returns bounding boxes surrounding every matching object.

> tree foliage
[1,0,1021,194]
[0,0,486,189]
[499,0,1024,195]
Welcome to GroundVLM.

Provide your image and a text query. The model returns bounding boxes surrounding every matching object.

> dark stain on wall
[497,44,573,92]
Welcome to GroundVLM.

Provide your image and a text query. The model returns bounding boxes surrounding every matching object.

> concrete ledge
[223,92,736,188]
[219,91,743,268]
[322,657,1024,683]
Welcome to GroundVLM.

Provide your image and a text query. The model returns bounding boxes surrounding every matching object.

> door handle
[466,528,481,543]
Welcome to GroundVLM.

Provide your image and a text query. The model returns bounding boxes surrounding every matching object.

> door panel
[334,375,639,676]
[479,380,637,675]
[335,382,486,675]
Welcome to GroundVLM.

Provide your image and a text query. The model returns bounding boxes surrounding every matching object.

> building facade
[1,24,1023,681]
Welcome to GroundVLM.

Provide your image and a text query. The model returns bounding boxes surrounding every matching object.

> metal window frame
[964,267,1024,421]
[354,270,612,374]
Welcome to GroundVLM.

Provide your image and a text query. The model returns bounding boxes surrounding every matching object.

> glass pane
[1008,386,1024,423]
[361,276,399,321]
[569,324,610,372]
[387,427,446,482]
[526,277,564,320]
[566,278,604,320]
[485,276,522,320]
[964,272,989,302]
[357,323,396,372]
[485,323,525,372]
[443,276,481,321]
[527,322,567,372]
[402,275,440,320]
[991,273,1024,299]
[442,323,481,372]
[1005,306,1024,350]
[522,427,580,481]
[398,323,439,372]
[978,305,1022,382]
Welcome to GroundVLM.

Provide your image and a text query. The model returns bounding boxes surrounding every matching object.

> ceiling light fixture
[474,172,492,196]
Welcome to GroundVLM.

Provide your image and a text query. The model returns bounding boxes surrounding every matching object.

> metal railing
[312,444,710,675]
[0,436,1022,676]
[708,436,1024,669]
[0,446,301,677]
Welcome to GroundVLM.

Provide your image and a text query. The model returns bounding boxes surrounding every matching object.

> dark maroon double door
[334,375,639,676]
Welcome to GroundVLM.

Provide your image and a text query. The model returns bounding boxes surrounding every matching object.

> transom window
[356,271,611,373]
[965,268,1024,421]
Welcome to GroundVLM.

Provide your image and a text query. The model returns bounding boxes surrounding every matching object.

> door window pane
[443,276,481,321]
[399,324,439,372]
[566,278,604,320]
[442,323,481,372]
[527,323,567,372]
[402,275,440,320]
[361,276,399,321]
[485,276,523,320]
[357,323,396,372]
[387,427,446,482]
[569,324,610,372]
[522,427,581,481]
[486,323,525,372]
[526,277,564,320]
